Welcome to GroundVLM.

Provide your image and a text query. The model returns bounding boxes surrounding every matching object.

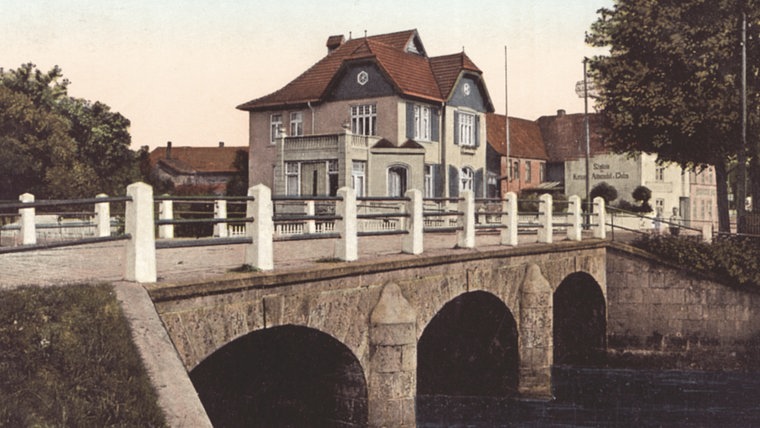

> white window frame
[460,166,474,192]
[351,104,376,136]
[655,165,665,181]
[270,113,282,144]
[525,162,532,182]
[290,112,303,137]
[285,161,300,196]
[424,164,433,198]
[457,112,476,147]
[414,105,431,141]
[352,161,366,197]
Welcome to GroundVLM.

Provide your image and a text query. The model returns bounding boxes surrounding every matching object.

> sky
[1,0,612,150]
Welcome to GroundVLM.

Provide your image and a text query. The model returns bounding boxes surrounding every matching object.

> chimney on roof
[218,141,224,148]
[166,141,172,159]
[326,34,345,53]
[557,109,566,117]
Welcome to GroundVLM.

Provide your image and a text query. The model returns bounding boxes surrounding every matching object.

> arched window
[460,166,474,192]
[387,165,408,197]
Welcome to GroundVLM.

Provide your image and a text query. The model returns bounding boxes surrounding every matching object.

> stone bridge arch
[553,271,607,366]
[190,324,368,427]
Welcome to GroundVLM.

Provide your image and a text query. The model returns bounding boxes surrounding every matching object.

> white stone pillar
[246,185,273,270]
[158,199,174,239]
[305,200,316,234]
[402,189,423,255]
[567,195,582,241]
[19,193,36,245]
[593,196,607,239]
[501,192,518,246]
[702,223,713,243]
[125,182,156,283]
[518,264,553,399]
[214,200,228,238]
[537,193,553,244]
[95,193,110,237]
[457,190,475,248]
[335,187,358,261]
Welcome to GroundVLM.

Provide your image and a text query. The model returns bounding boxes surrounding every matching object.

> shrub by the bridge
[632,234,760,290]
[0,283,166,427]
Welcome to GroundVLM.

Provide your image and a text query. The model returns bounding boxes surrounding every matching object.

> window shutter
[431,108,440,142]
[449,165,459,198]
[474,115,480,147]
[453,111,459,145]
[406,102,415,140]
[434,164,444,198]
[475,168,484,198]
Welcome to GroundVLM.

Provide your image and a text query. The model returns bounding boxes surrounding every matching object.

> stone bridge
[146,240,608,427]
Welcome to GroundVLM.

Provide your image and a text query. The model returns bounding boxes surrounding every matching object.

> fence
[1,183,614,283]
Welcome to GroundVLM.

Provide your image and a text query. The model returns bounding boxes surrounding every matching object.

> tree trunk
[750,156,760,211]
[715,160,731,233]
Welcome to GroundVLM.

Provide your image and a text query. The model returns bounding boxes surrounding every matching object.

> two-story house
[237,29,494,199]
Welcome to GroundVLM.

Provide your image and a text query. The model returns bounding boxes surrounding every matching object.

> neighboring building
[689,166,718,228]
[537,110,710,225]
[148,141,247,194]
[486,113,548,198]
[237,29,494,198]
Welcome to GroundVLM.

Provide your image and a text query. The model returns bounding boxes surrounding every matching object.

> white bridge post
[214,199,228,238]
[593,196,607,239]
[335,187,358,261]
[567,195,582,241]
[95,193,110,237]
[501,192,518,246]
[19,193,36,245]
[457,190,475,248]
[538,193,553,244]
[246,185,273,270]
[125,182,156,283]
[158,198,174,239]
[403,189,423,255]
[305,200,316,234]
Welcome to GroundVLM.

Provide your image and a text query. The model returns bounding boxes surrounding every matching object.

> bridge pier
[368,283,417,427]
[518,264,554,399]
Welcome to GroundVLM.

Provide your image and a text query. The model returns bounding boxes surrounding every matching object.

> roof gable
[237,29,490,111]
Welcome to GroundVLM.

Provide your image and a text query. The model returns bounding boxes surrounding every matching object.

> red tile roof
[149,145,246,175]
[237,29,487,111]
[486,113,547,160]
[536,112,608,162]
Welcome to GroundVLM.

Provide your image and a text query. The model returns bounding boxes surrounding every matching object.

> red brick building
[486,113,548,197]
[148,142,247,194]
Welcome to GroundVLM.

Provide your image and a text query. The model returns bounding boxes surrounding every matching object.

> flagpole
[505,45,511,196]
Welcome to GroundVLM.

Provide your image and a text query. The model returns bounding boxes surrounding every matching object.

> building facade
[148,142,247,194]
[486,113,548,198]
[238,30,494,198]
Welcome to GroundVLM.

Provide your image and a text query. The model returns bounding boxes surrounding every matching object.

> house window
[270,114,282,144]
[460,166,474,192]
[351,104,376,136]
[525,162,532,183]
[414,105,431,141]
[352,161,366,197]
[285,162,300,196]
[328,160,339,196]
[539,163,546,182]
[457,112,476,146]
[387,165,408,197]
[290,112,303,137]
[487,172,498,199]
[513,161,520,181]
[655,198,664,215]
[424,165,433,198]
[655,166,665,181]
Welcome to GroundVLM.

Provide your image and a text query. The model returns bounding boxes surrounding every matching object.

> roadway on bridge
[0,231,613,289]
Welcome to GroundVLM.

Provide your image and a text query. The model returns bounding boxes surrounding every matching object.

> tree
[587,0,760,232]
[0,63,139,199]
[225,149,249,196]
[590,182,618,205]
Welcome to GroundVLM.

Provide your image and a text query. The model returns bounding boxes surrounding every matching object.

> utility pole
[583,58,591,226]
[505,46,511,196]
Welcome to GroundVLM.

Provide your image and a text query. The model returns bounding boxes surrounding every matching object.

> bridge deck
[0,230,608,289]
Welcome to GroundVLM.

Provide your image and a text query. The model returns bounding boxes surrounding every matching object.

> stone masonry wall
[607,245,760,359]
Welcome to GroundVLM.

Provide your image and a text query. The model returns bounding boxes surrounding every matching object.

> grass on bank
[0,283,166,427]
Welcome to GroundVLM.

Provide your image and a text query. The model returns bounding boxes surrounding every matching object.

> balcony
[282,132,379,155]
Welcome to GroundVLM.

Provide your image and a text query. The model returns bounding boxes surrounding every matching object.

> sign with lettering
[572,163,630,180]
